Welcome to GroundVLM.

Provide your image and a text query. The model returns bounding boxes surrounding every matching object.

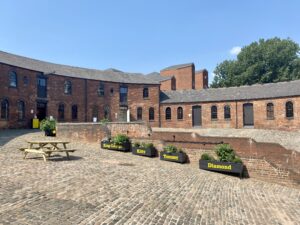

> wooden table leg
[23,151,28,159]
[42,154,47,162]
[66,151,70,159]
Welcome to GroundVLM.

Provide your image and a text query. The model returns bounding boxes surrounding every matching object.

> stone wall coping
[57,122,146,126]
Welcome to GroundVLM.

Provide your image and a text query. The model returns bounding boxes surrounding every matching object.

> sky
[1,0,300,83]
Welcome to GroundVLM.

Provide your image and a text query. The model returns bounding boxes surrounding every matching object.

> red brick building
[0,51,299,131]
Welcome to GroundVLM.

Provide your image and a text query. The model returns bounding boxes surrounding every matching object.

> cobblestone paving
[0,130,300,225]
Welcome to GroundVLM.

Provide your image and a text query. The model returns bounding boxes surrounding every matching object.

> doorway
[36,102,47,121]
[243,103,254,126]
[192,105,202,127]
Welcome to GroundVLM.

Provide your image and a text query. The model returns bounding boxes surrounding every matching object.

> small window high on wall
[165,107,171,120]
[266,103,274,119]
[177,107,183,120]
[286,101,294,118]
[211,105,218,120]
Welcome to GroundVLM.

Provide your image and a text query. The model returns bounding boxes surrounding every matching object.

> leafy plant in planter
[160,144,187,163]
[199,144,243,177]
[131,141,156,157]
[40,118,56,136]
[101,134,131,152]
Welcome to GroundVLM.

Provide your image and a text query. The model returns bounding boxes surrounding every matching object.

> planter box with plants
[101,134,131,152]
[199,144,243,178]
[132,142,157,157]
[40,118,56,137]
[160,145,187,164]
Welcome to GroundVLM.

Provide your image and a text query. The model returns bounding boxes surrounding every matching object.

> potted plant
[160,145,187,163]
[199,144,243,177]
[40,118,56,137]
[132,142,157,157]
[101,134,131,152]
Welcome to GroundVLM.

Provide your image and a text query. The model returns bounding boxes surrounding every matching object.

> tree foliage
[211,38,300,88]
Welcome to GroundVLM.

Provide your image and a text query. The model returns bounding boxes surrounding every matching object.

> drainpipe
[235,101,238,129]
[84,79,88,122]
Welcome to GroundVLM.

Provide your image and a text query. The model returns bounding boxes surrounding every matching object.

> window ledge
[211,118,218,121]
[286,117,294,120]
[224,118,231,121]
[177,119,183,121]
[267,117,275,120]
[143,97,150,100]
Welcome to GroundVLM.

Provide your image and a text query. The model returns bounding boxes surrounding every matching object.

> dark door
[243,103,254,126]
[192,105,202,126]
[36,102,47,121]
[37,77,47,98]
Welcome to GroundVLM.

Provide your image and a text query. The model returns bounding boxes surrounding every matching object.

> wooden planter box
[132,146,156,157]
[160,151,187,164]
[199,160,243,178]
[101,141,131,152]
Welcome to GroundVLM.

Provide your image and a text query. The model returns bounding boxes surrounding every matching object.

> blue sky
[1,0,300,82]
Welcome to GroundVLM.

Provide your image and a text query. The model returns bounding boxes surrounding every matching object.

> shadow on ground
[0,129,41,147]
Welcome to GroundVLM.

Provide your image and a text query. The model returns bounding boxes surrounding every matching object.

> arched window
[1,99,9,120]
[137,107,143,120]
[211,105,218,120]
[64,81,72,94]
[23,76,29,86]
[177,107,183,120]
[266,103,274,119]
[286,101,294,118]
[165,107,171,120]
[71,105,78,120]
[58,104,65,120]
[92,105,98,120]
[9,71,17,87]
[104,106,110,119]
[143,87,149,98]
[17,100,25,120]
[224,105,231,119]
[149,107,154,121]
[98,82,105,96]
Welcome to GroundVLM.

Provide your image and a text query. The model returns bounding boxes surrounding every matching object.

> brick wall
[160,97,300,131]
[160,65,195,90]
[195,70,208,90]
[0,63,160,128]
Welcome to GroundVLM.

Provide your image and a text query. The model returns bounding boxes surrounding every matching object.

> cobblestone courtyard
[0,130,300,225]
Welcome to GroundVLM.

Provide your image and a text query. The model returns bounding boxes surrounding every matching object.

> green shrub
[201,153,215,161]
[232,157,243,163]
[112,134,130,145]
[214,144,242,163]
[143,142,154,148]
[40,118,56,131]
[133,142,140,147]
[215,144,235,162]
[163,145,183,154]
[100,118,110,124]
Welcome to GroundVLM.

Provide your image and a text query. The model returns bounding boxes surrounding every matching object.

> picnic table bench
[20,140,76,162]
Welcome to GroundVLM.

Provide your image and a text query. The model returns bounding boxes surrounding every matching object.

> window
[120,85,128,105]
[104,106,110,119]
[17,100,25,120]
[1,99,9,120]
[165,107,171,120]
[211,105,218,120]
[177,107,183,120]
[266,103,274,119]
[286,101,294,118]
[9,71,17,87]
[110,87,114,95]
[72,105,78,120]
[171,78,176,90]
[58,104,65,120]
[37,76,47,98]
[92,105,98,120]
[143,87,149,98]
[149,107,154,121]
[23,76,29,86]
[64,81,72,94]
[224,105,231,119]
[98,82,105,96]
[137,107,143,120]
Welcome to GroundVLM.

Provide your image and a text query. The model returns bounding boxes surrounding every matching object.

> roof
[161,63,194,72]
[146,72,173,82]
[0,51,160,84]
[160,80,300,103]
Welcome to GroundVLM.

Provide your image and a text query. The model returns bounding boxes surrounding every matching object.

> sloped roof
[161,63,194,72]
[160,80,300,103]
[0,51,160,84]
[147,72,173,82]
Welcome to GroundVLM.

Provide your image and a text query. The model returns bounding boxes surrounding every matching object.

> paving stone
[0,130,300,225]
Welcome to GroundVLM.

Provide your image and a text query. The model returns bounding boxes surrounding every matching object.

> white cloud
[229,46,241,56]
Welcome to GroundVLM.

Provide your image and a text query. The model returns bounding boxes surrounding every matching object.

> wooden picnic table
[21,140,76,162]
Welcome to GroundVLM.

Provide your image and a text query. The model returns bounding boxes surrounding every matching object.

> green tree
[211,38,300,88]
